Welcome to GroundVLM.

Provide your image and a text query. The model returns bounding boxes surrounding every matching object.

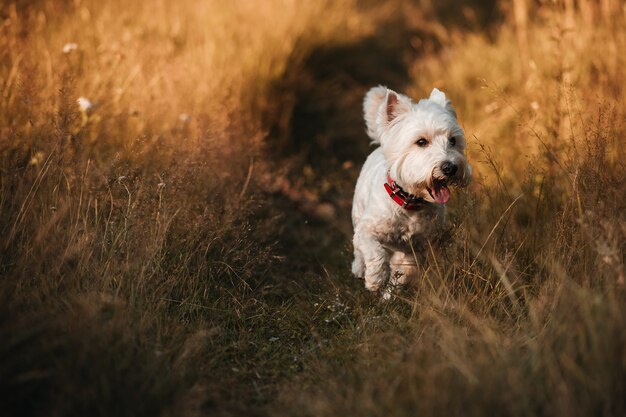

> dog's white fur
[351,86,471,294]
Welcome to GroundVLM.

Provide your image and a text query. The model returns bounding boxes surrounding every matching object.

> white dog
[351,86,471,295]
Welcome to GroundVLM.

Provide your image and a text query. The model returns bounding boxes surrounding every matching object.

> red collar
[384,172,428,210]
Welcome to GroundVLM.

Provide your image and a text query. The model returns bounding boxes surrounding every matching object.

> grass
[1,0,625,416]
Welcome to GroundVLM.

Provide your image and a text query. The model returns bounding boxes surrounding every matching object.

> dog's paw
[351,258,365,278]
[381,276,404,300]
[381,287,394,301]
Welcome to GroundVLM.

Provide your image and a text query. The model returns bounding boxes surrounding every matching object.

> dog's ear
[429,88,458,119]
[384,90,412,123]
[364,86,388,141]
[364,86,412,142]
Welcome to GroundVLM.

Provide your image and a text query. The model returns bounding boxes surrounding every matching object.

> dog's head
[363,86,472,204]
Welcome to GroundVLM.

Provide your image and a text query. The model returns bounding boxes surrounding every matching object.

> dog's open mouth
[428,179,451,204]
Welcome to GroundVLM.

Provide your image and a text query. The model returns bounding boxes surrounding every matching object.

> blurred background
[1,1,625,416]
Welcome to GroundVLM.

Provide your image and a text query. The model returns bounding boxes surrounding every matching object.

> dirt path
[236,14,422,415]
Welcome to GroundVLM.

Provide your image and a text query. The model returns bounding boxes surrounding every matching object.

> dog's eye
[449,137,456,146]
[416,138,428,147]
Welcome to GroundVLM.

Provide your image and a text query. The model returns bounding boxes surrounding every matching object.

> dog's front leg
[389,251,419,288]
[354,230,389,292]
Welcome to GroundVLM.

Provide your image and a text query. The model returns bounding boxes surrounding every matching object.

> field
[1,0,625,416]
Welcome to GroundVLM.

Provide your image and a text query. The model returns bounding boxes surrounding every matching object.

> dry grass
[1,1,625,416]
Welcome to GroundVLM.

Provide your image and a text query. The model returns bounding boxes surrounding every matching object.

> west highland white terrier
[351,86,471,295]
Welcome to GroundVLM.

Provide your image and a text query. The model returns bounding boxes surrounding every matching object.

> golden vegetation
[1,1,624,416]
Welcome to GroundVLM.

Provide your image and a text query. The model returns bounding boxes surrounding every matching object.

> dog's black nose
[441,161,458,176]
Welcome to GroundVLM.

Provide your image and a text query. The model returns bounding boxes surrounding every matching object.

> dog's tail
[363,86,388,144]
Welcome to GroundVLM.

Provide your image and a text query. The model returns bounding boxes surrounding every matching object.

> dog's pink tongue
[433,186,450,204]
